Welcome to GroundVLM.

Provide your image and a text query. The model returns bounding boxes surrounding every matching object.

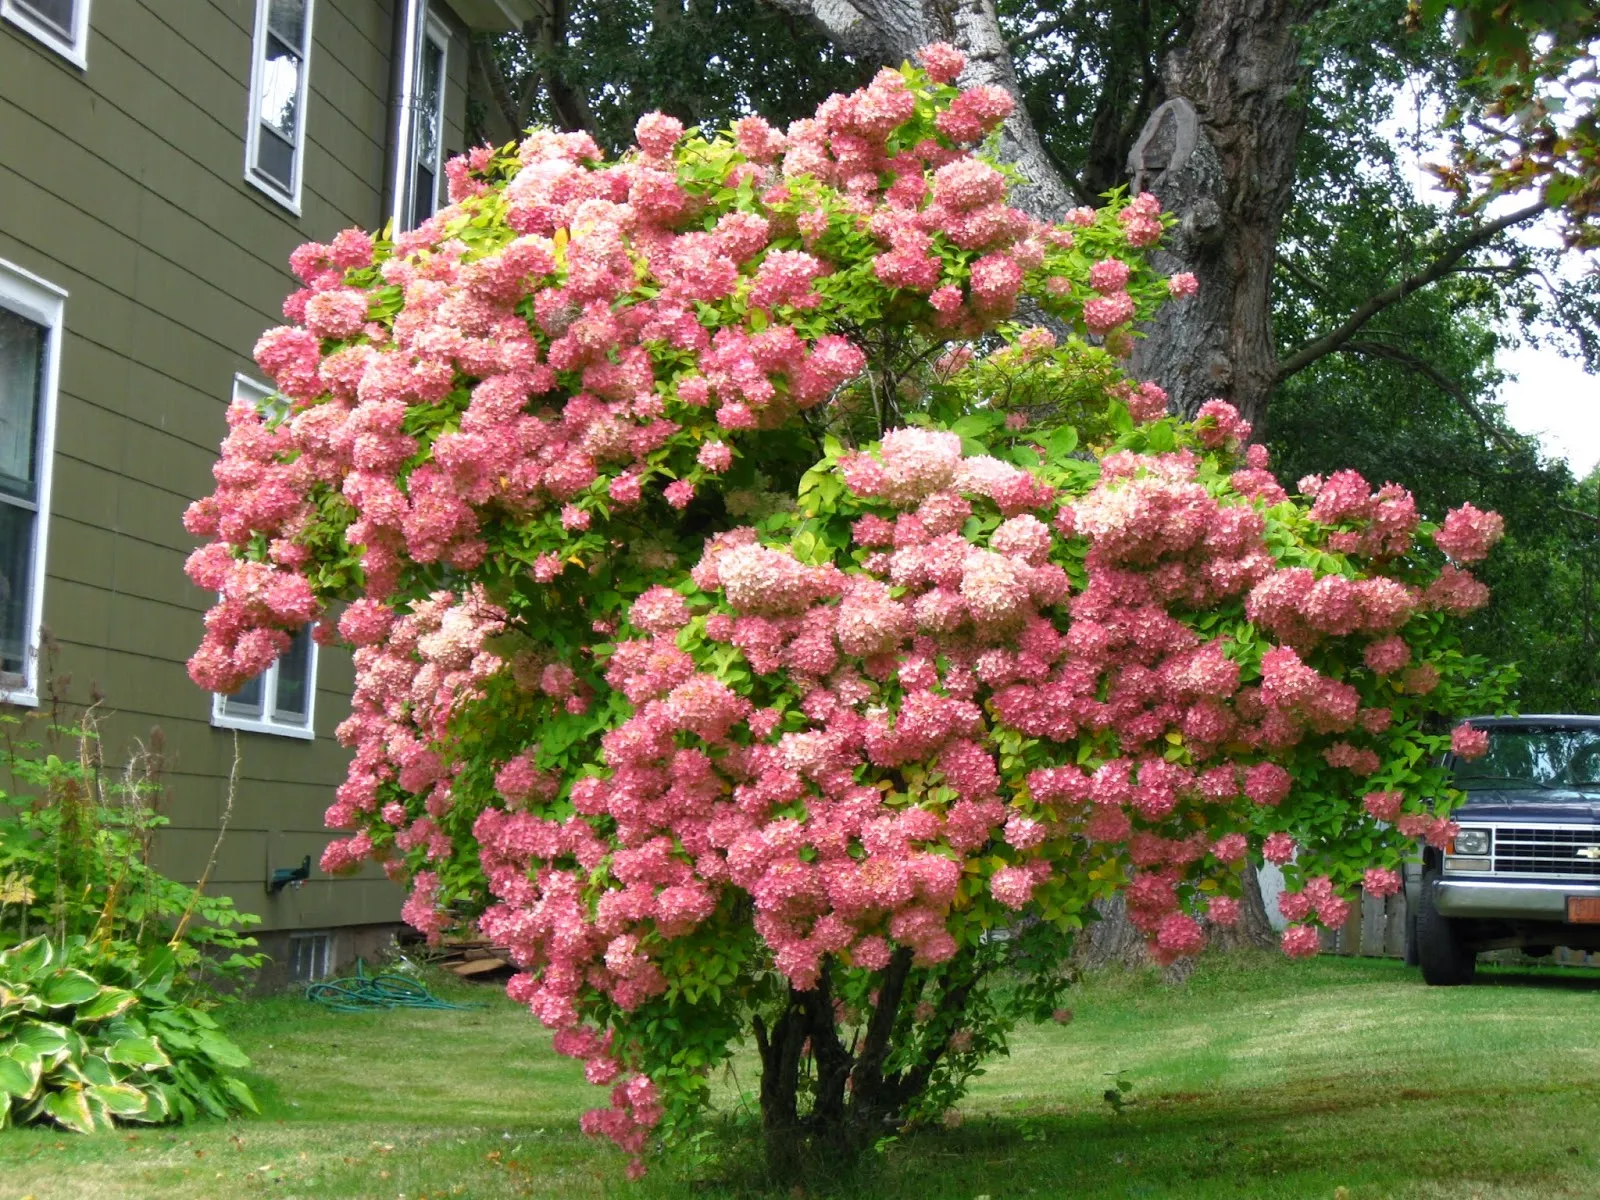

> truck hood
[1455,790,1600,822]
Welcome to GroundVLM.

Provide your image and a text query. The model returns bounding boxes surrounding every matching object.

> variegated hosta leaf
[87,1082,149,1118]
[0,937,54,977]
[42,1085,99,1134]
[39,970,103,1010]
[0,1055,37,1100]
[74,986,138,1023]
[106,1036,170,1070]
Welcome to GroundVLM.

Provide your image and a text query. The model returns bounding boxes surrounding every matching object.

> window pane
[258,36,302,145]
[417,40,444,165]
[411,165,436,230]
[0,309,42,500]
[0,503,35,676]
[14,0,74,38]
[222,670,264,717]
[272,624,311,721]
[255,126,296,190]
[266,0,305,49]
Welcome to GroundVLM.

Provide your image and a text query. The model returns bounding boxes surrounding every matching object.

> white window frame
[2,0,91,69]
[209,374,317,740]
[243,0,315,214]
[391,5,449,233]
[0,257,64,710]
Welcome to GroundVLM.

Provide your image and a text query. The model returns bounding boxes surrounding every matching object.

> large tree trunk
[1129,0,1327,430]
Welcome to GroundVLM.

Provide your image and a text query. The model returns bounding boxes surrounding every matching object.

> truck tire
[1416,869,1476,986]
[1403,908,1420,967]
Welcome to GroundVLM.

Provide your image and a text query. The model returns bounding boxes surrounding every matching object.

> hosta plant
[0,936,257,1132]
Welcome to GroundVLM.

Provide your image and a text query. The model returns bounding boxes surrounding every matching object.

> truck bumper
[1433,877,1600,921]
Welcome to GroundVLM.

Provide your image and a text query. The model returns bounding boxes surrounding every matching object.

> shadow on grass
[1471,965,1600,992]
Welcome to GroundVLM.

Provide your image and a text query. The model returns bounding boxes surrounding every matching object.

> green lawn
[2,953,1599,1199]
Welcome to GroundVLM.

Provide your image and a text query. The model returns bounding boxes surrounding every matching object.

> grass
[2,953,1599,1199]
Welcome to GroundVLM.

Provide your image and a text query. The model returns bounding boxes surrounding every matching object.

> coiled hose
[304,959,481,1012]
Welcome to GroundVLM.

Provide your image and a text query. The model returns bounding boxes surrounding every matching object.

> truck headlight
[1453,828,1490,856]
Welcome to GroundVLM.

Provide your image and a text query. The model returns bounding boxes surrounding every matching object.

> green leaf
[74,986,138,1023]
[88,1082,149,1117]
[43,1086,98,1134]
[0,937,53,978]
[13,1021,69,1058]
[40,971,102,1010]
[107,1036,171,1070]
[0,1056,37,1099]
[196,1031,250,1071]
[221,1076,259,1115]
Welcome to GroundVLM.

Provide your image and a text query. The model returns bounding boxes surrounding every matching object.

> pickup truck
[1405,715,1600,985]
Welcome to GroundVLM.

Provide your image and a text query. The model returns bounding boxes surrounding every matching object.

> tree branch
[1337,339,1519,454]
[1276,200,1547,382]
[1276,254,1333,302]
[763,0,905,61]
[527,1,598,135]
[471,37,527,143]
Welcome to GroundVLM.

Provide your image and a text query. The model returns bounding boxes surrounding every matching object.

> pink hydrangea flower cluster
[180,49,1510,1176]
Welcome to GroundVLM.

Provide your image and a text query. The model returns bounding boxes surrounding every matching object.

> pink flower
[1262,832,1297,864]
[918,41,966,84]
[1088,258,1131,294]
[697,441,733,473]
[1083,292,1135,333]
[1363,636,1410,675]
[1281,925,1321,958]
[634,111,684,157]
[1363,791,1404,822]
[1243,762,1292,807]
[1207,896,1241,926]
[1363,867,1401,897]
[989,866,1036,909]
[664,479,696,509]
[1434,503,1504,563]
[630,586,691,636]
[1451,723,1489,761]
[1168,272,1198,298]
[1155,912,1205,958]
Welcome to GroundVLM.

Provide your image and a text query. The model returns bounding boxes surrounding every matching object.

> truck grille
[1489,826,1600,878]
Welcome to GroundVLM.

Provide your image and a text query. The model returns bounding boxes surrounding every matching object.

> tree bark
[767,1,1075,219]
[1126,0,1329,431]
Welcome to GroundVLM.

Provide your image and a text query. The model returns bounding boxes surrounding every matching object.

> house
[0,0,534,981]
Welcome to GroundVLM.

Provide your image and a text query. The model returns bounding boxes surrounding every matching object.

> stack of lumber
[429,933,511,978]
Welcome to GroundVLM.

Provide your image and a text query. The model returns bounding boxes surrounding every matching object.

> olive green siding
[0,0,473,933]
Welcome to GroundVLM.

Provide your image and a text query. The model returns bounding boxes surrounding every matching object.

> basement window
[289,931,331,981]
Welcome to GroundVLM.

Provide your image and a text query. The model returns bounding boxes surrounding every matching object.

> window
[289,931,331,980]
[245,0,314,211]
[210,374,317,739]
[0,259,63,708]
[393,9,448,232]
[212,621,316,738]
[2,0,91,68]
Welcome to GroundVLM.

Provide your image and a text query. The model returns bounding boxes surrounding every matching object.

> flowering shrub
[183,47,1511,1176]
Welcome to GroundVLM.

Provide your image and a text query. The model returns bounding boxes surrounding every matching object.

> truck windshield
[1453,726,1600,792]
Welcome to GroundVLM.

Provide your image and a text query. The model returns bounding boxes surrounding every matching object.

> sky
[1498,342,1600,479]
[1385,88,1599,479]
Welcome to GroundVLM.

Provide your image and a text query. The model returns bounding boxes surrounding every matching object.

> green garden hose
[304,959,481,1012]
